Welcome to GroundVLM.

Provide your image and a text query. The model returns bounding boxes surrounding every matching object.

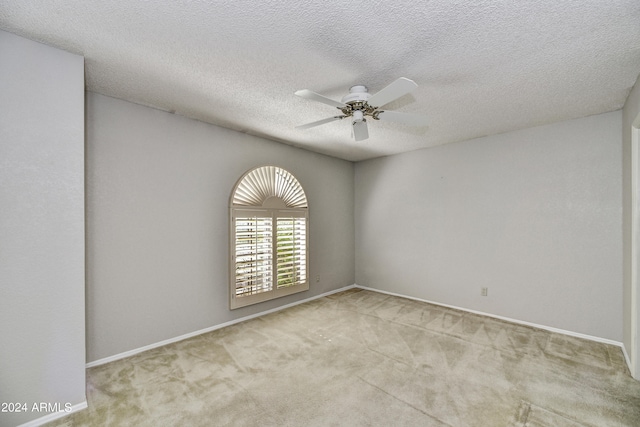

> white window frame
[229,167,309,309]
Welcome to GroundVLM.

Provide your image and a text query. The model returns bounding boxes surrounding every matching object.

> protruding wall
[0,30,86,426]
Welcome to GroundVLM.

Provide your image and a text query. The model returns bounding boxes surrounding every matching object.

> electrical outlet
[481,287,488,296]
[316,275,320,283]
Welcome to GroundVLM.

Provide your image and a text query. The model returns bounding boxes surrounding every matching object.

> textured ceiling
[1,1,640,161]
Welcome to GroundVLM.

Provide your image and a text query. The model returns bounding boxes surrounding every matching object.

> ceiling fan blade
[296,115,345,129]
[367,77,418,108]
[376,110,428,127]
[294,89,347,109]
[353,120,369,141]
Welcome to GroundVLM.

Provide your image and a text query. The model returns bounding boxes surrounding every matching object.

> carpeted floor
[48,289,640,426]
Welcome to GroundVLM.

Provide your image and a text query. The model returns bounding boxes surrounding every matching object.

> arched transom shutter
[232,166,307,208]
[230,166,309,309]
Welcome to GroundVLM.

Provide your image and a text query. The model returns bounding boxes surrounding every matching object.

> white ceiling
[1,1,640,162]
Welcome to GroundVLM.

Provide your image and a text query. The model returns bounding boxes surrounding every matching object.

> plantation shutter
[230,166,308,309]
[276,215,307,288]
[234,215,273,296]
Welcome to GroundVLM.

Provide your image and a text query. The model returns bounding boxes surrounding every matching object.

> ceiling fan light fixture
[352,110,364,123]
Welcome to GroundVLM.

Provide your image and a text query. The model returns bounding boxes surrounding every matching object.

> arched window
[229,166,309,309]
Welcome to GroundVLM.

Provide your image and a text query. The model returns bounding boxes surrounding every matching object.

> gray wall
[0,31,86,426]
[355,111,623,341]
[623,73,640,377]
[86,93,355,362]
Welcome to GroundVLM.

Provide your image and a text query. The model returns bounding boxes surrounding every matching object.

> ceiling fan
[294,77,428,141]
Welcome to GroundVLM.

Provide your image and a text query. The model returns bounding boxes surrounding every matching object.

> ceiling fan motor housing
[341,85,371,104]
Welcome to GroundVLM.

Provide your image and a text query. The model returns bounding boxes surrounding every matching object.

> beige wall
[85,93,355,362]
[355,111,623,341]
[0,31,86,426]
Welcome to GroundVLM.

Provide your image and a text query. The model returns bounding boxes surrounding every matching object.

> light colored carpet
[48,289,640,426]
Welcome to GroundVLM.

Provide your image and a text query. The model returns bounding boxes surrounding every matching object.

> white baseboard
[355,284,630,368]
[621,344,632,373]
[86,284,357,368]
[16,400,87,427]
